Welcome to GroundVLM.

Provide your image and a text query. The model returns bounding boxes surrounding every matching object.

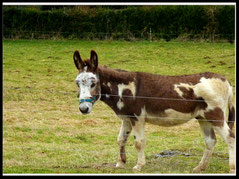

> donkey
[73,50,235,173]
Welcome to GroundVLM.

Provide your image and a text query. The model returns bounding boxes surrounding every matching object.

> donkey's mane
[99,65,129,72]
[98,65,136,84]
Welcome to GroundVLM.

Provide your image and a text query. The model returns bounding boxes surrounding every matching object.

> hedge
[3,5,235,41]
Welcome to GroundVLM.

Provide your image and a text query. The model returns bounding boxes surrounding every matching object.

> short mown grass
[3,39,235,174]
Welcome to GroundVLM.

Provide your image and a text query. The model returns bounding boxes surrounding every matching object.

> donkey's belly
[145,109,194,127]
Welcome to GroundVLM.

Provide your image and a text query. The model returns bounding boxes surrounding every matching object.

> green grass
[3,39,235,174]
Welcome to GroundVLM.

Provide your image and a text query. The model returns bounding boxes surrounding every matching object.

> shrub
[3,5,235,41]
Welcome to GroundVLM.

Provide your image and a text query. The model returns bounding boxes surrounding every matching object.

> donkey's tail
[228,85,235,130]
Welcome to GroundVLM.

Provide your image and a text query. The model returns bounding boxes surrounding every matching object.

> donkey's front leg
[131,117,146,172]
[116,119,132,168]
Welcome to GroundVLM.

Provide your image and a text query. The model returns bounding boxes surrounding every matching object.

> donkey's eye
[91,83,96,88]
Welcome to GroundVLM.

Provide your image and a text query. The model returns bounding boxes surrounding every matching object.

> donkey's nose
[79,106,89,114]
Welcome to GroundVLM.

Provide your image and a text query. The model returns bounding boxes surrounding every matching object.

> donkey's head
[74,50,101,114]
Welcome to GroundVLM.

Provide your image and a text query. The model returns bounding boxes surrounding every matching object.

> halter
[80,96,97,105]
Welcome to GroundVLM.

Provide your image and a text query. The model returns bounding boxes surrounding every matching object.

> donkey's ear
[73,50,84,71]
[90,50,98,71]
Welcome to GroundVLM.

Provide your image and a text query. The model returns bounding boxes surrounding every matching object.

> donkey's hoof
[133,165,142,172]
[229,169,235,173]
[115,162,125,168]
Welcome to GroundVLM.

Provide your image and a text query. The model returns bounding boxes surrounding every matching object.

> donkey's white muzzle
[79,102,93,114]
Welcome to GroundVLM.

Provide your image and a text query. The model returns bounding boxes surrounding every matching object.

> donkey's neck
[98,65,136,106]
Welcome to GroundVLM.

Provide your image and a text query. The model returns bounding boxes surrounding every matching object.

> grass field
[3,39,235,174]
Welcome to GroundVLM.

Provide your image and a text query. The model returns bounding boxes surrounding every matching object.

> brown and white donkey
[73,50,235,173]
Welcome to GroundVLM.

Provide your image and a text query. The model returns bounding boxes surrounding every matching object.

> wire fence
[3,87,207,102]
[4,29,235,37]
[3,29,235,42]
[3,87,235,124]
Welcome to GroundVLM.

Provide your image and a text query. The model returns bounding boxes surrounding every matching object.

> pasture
[3,39,235,174]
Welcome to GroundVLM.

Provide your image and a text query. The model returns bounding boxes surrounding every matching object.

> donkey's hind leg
[193,120,217,173]
[214,122,235,173]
